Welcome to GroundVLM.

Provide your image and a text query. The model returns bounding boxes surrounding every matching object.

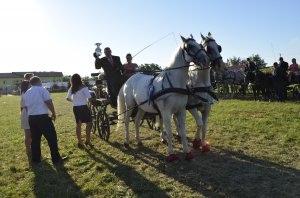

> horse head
[200,32,225,74]
[180,35,210,69]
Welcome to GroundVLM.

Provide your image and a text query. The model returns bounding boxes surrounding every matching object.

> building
[0,71,63,94]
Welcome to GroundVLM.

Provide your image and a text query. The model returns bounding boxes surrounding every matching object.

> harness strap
[165,73,173,88]
[186,103,203,110]
[139,87,191,107]
[190,86,219,101]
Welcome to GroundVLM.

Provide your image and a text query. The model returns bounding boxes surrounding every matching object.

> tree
[248,54,267,68]
[62,75,71,82]
[226,56,243,66]
[139,63,162,72]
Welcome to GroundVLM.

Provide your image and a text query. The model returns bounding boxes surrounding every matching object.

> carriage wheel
[97,109,110,141]
[293,85,300,100]
[88,103,97,134]
[92,106,99,134]
[146,116,156,130]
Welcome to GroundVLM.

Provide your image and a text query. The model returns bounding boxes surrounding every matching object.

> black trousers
[274,82,286,101]
[28,114,61,163]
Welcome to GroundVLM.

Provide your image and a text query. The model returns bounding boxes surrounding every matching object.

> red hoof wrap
[202,144,211,152]
[167,154,178,162]
[185,152,194,160]
[192,139,201,149]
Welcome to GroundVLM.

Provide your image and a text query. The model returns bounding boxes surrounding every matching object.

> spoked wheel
[88,102,98,134]
[91,106,98,134]
[145,115,156,130]
[139,113,159,131]
[293,85,300,100]
[97,109,110,141]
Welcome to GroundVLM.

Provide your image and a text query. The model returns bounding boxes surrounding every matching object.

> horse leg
[124,99,135,147]
[124,108,133,147]
[172,114,181,142]
[188,108,203,149]
[161,111,178,161]
[201,105,211,152]
[154,115,160,130]
[134,109,145,146]
[176,110,193,160]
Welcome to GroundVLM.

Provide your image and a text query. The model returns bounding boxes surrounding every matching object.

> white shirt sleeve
[66,88,72,99]
[41,88,51,101]
[83,87,91,99]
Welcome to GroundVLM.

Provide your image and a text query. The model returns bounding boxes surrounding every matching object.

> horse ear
[200,33,205,40]
[208,32,212,37]
[180,35,187,42]
[190,34,194,39]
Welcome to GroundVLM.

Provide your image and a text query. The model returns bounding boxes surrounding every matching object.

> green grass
[0,93,299,197]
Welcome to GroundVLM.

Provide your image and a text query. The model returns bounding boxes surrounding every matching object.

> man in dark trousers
[25,76,66,164]
[273,62,286,102]
[94,47,125,107]
[278,57,288,99]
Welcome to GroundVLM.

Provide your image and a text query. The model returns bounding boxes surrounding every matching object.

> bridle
[182,38,206,67]
[202,38,223,67]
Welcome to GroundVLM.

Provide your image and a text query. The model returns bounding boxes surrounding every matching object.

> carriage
[88,34,224,161]
[88,72,159,141]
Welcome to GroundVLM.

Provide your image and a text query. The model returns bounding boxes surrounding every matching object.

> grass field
[0,93,299,197]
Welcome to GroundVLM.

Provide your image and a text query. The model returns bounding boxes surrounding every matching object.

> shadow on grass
[32,161,84,198]
[108,141,300,197]
[85,147,169,198]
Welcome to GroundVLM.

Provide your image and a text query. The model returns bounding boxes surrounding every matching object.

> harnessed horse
[117,36,210,162]
[173,33,224,152]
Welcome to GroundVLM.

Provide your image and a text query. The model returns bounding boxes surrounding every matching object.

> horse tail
[117,85,125,126]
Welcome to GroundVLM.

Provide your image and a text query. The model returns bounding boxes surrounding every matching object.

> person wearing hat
[279,57,289,74]
[273,62,286,102]
[24,73,34,81]
[244,58,257,73]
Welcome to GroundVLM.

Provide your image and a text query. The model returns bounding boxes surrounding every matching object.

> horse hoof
[124,143,130,148]
[161,139,167,145]
[167,154,178,162]
[192,139,201,149]
[137,142,143,147]
[185,152,194,160]
[202,144,211,152]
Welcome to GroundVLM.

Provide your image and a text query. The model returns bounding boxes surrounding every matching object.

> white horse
[215,69,245,98]
[173,33,224,152]
[117,36,210,162]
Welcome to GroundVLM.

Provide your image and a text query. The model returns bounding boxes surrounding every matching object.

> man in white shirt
[25,76,66,164]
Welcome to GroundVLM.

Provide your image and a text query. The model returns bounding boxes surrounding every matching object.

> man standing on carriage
[94,47,125,108]
[244,58,258,73]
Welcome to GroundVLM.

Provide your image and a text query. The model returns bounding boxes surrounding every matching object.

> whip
[132,32,175,58]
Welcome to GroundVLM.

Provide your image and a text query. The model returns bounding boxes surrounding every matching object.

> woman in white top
[20,80,31,155]
[67,74,93,148]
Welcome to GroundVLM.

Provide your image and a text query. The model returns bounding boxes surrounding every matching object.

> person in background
[94,47,125,108]
[25,76,66,164]
[279,57,289,74]
[24,73,34,81]
[66,74,93,148]
[288,58,299,83]
[20,80,31,156]
[123,53,138,80]
[273,62,286,102]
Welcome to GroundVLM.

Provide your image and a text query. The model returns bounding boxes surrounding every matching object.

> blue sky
[1,0,300,76]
